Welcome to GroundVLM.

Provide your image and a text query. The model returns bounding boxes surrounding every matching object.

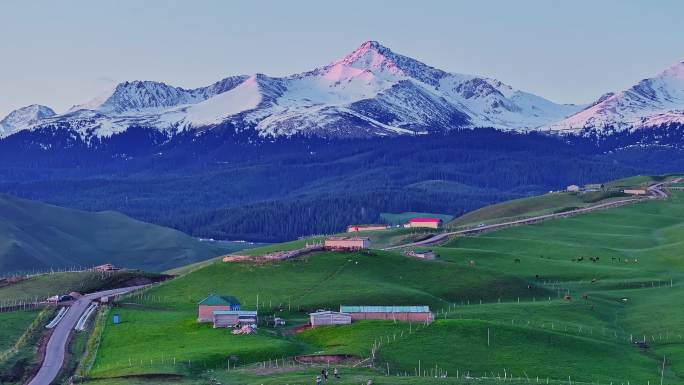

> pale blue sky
[1,0,683,117]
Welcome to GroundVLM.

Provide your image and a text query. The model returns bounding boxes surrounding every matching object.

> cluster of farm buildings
[347,217,443,232]
[327,217,443,252]
[209,217,443,332]
[197,295,434,332]
[566,183,647,195]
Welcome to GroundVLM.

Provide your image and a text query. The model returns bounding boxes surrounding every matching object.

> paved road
[27,285,148,385]
[384,182,671,251]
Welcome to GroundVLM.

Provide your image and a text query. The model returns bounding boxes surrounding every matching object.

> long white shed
[309,311,352,327]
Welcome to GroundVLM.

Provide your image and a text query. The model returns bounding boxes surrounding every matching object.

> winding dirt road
[384,182,673,251]
[27,285,147,385]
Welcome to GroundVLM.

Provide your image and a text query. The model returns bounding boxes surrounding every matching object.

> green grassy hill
[81,185,684,385]
[0,309,54,385]
[0,310,39,352]
[448,190,629,228]
[0,194,248,274]
[604,174,664,189]
[448,174,682,229]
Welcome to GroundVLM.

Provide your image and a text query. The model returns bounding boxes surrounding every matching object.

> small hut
[347,224,388,232]
[404,249,437,260]
[623,189,647,195]
[93,263,119,272]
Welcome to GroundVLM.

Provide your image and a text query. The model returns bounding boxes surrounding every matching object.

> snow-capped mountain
[1,41,583,140]
[67,76,249,114]
[546,60,684,134]
[0,104,56,137]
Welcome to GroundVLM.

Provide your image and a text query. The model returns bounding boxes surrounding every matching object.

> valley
[3,175,683,385]
[4,4,684,385]
[0,193,255,275]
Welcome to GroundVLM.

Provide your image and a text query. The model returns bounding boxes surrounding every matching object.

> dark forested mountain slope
[1,129,682,242]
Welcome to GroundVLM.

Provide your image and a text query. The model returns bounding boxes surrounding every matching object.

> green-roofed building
[197,294,241,323]
[340,305,434,323]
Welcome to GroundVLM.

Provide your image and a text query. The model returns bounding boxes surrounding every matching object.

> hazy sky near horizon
[1,0,683,118]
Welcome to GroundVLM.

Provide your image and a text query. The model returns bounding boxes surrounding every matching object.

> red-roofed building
[407,218,443,229]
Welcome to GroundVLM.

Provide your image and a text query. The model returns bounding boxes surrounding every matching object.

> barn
[407,218,443,229]
[197,294,241,323]
[324,236,370,251]
[340,305,434,323]
[212,310,258,328]
[309,311,352,327]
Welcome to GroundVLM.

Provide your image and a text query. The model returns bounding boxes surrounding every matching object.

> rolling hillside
[445,175,677,228]
[0,194,246,274]
[447,190,628,228]
[82,185,684,385]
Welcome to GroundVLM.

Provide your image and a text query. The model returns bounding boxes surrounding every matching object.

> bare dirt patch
[295,354,358,364]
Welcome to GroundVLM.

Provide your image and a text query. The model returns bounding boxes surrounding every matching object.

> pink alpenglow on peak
[0,40,587,140]
[545,59,684,133]
[337,41,404,75]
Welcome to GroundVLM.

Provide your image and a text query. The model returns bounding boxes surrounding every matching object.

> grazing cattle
[582,294,588,300]
[563,295,572,301]
[514,258,521,264]
[468,260,476,267]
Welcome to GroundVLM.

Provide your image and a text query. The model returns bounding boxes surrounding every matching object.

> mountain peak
[95,80,201,114]
[325,40,448,86]
[1,42,586,140]
[356,40,389,53]
[0,104,56,136]
[338,40,400,72]
[545,58,684,133]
